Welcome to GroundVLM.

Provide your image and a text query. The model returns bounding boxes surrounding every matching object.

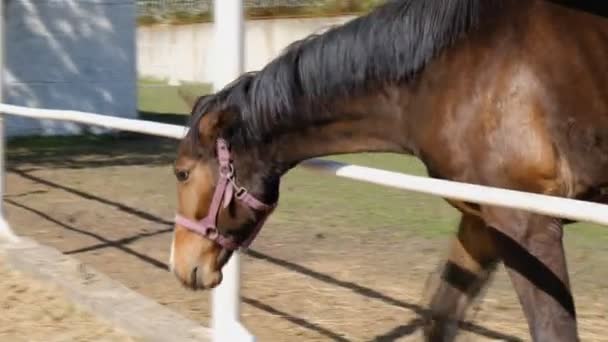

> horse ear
[197,110,238,145]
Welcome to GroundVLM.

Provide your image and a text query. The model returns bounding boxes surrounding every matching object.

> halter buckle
[235,187,248,199]
[219,164,234,178]
[205,226,219,240]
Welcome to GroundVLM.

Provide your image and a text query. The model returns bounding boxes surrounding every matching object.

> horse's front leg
[485,208,579,341]
[423,214,500,341]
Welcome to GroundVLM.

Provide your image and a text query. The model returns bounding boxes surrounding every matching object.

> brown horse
[169,1,608,340]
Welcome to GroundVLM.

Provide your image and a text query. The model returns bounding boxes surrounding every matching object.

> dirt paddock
[0,256,138,342]
[4,135,608,341]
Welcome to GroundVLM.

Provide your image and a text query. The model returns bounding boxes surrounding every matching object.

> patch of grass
[5,133,178,171]
[565,222,608,248]
[7,133,122,152]
[137,79,211,115]
[274,153,462,239]
[5,133,161,156]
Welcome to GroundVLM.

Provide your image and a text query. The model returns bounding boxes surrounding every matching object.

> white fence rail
[0,104,186,139]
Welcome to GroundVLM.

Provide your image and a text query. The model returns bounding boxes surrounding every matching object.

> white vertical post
[210,1,253,342]
[0,0,18,243]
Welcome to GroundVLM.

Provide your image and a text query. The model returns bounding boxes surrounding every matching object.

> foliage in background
[137,0,386,25]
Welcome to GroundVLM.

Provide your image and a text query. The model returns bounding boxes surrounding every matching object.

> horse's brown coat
[171,1,608,340]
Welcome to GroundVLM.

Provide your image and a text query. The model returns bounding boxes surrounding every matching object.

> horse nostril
[190,266,199,288]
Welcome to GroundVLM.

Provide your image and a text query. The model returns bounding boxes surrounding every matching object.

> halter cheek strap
[174,139,276,251]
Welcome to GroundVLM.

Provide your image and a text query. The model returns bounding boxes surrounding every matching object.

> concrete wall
[3,0,137,137]
[137,15,356,85]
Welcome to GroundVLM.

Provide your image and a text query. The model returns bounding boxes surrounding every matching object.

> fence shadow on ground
[7,134,179,170]
[4,165,523,341]
[6,111,191,171]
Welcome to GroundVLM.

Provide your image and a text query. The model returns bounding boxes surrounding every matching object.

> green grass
[275,153,462,238]
[138,77,212,115]
[7,133,119,151]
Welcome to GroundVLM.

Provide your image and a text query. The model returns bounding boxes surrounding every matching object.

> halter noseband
[174,138,276,251]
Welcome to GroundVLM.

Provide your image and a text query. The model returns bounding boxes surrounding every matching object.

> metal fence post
[210,0,254,341]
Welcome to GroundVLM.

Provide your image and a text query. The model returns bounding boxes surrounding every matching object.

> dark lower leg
[488,211,578,342]
[423,214,500,342]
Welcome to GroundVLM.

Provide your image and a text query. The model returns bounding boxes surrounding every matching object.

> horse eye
[175,170,190,182]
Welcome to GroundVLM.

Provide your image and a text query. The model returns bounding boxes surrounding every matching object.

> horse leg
[485,209,578,341]
[423,214,500,341]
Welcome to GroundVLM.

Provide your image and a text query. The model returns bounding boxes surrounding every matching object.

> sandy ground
[0,257,139,342]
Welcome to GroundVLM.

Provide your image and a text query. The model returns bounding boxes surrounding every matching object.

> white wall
[137,15,356,85]
[3,0,137,137]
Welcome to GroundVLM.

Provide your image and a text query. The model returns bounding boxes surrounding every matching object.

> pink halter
[174,138,276,250]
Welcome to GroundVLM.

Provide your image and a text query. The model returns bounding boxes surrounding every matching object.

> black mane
[189,0,500,147]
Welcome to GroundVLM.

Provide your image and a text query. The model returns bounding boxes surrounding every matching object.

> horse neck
[266,88,413,171]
